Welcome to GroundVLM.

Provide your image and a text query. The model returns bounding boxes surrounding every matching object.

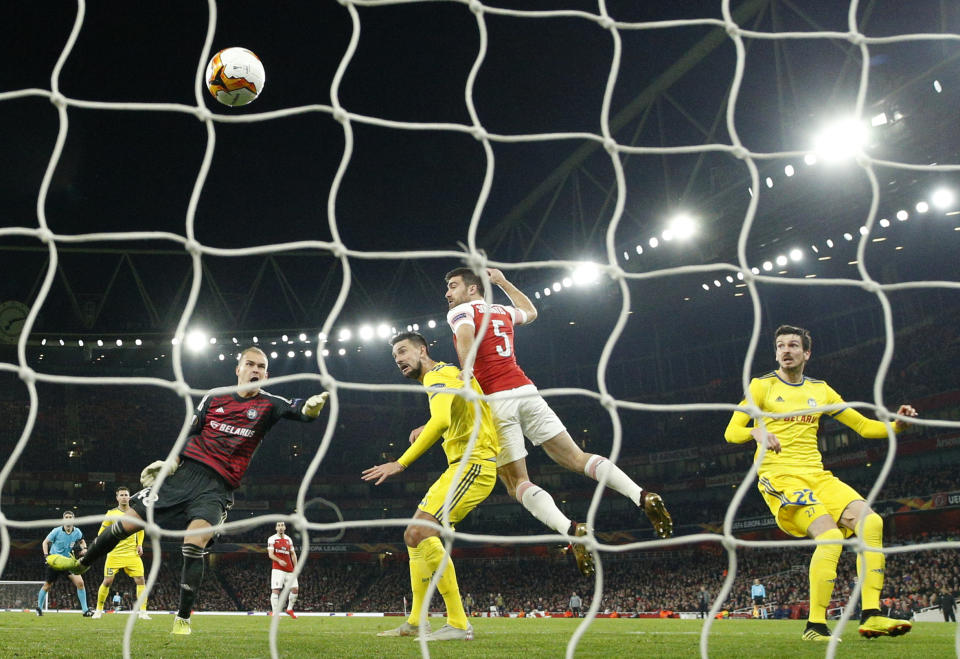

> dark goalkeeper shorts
[130,459,233,530]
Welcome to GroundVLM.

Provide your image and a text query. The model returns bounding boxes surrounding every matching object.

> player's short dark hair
[775,324,811,351]
[116,485,129,494]
[62,510,74,518]
[390,331,429,353]
[445,267,484,296]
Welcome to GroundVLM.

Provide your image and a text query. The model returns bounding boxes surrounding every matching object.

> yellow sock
[406,545,430,627]
[96,585,109,611]
[420,536,468,630]
[857,513,885,612]
[136,584,148,611]
[809,528,844,623]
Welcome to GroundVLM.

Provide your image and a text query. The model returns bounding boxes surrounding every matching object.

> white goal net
[2,1,960,658]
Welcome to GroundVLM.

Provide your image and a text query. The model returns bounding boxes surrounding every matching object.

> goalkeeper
[724,325,917,642]
[48,346,329,636]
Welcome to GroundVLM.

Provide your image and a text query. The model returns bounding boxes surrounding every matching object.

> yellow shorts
[418,459,496,526]
[758,470,863,538]
[104,554,145,578]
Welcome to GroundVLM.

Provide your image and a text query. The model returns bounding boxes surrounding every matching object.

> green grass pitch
[1,613,955,658]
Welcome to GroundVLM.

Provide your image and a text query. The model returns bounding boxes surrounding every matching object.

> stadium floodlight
[934,80,942,93]
[765,177,774,188]
[870,112,888,127]
[135,338,142,346]
[931,188,955,210]
[751,267,760,275]
[78,339,84,346]
[543,288,551,296]
[701,283,710,291]
[534,292,541,299]
[762,261,773,271]
[185,330,207,352]
[662,228,674,241]
[281,334,288,342]
[97,339,104,347]
[737,272,744,280]
[337,348,346,356]
[270,351,278,359]
[843,232,854,241]
[713,279,721,287]
[115,339,123,347]
[425,320,436,330]
[218,354,224,361]
[916,201,929,214]
[804,153,817,166]
[552,282,562,292]
[826,239,834,248]
[358,325,374,342]
[649,237,659,248]
[776,255,788,266]
[859,226,869,236]
[298,333,307,342]
[322,349,330,357]
[412,323,420,331]
[784,164,795,177]
[725,275,734,283]
[812,117,869,163]
[252,336,258,344]
[666,213,697,240]
[635,244,643,254]
[41,338,47,346]
[59,339,65,346]
[622,251,629,260]
[232,337,238,344]
[338,328,352,342]
[879,218,890,227]
[377,323,392,337]
[305,350,312,357]
[562,277,573,288]
[287,350,295,358]
[789,249,803,261]
[209,336,217,344]
[571,262,600,286]
[811,245,819,253]
[897,210,908,221]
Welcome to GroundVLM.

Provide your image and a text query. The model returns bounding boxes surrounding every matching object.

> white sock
[517,481,572,535]
[585,455,643,506]
[287,592,297,610]
[270,592,279,613]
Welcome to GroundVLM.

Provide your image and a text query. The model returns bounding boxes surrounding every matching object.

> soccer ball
[206,47,266,107]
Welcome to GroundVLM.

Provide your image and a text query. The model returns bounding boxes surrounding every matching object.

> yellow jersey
[724,372,891,474]
[97,508,145,558]
[397,362,499,468]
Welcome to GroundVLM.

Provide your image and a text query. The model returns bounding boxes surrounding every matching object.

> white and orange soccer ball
[205,47,265,107]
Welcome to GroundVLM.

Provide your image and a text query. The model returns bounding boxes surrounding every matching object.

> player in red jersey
[441,267,673,575]
[267,521,299,618]
[48,346,328,636]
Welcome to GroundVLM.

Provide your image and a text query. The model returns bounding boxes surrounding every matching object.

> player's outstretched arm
[487,268,537,323]
[408,425,425,444]
[834,403,918,438]
[361,461,405,486]
[302,392,329,418]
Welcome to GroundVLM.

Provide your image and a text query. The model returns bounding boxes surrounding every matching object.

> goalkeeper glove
[140,459,179,488]
[302,392,329,418]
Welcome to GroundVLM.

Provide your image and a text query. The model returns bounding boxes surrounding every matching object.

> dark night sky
[2,0,959,375]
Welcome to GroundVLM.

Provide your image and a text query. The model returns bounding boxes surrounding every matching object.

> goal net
[2,1,960,658]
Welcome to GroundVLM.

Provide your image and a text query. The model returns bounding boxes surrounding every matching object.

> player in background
[751,579,767,619]
[91,486,149,620]
[48,346,329,636]
[364,332,499,641]
[725,324,918,641]
[441,267,672,575]
[39,511,92,616]
[267,521,299,618]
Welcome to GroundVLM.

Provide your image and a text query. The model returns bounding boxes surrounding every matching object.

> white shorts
[271,568,299,591]
[487,384,566,467]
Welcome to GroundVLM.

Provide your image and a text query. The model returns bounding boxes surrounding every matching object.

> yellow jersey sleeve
[724,378,769,444]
